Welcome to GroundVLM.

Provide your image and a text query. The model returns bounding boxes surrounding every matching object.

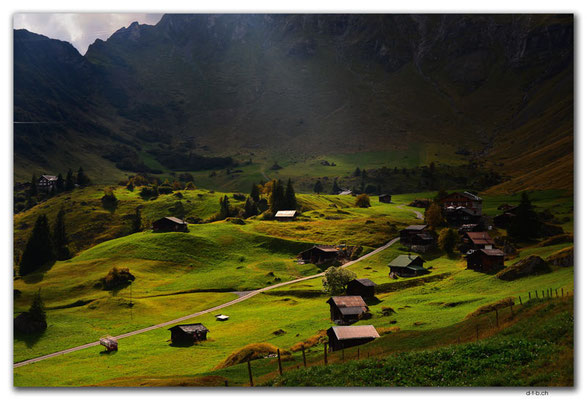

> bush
[322,266,356,295]
[101,267,135,290]
[355,194,371,208]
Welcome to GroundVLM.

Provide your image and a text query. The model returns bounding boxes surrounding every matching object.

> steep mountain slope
[13,14,573,191]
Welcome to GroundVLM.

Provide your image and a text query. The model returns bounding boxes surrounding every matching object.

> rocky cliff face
[14,14,573,190]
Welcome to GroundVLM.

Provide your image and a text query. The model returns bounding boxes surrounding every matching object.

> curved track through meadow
[14,236,401,368]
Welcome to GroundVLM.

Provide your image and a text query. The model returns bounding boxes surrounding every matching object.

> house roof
[329,325,380,340]
[275,210,297,217]
[442,191,482,202]
[40,175,58,181]
[406,265,428,272]
[402,225,428,231]
[327,296,367,308]
[466,232,494,245]
[157,216,187,225]
[338,190,352,195]
[315,245,339,252]
[168,323,209,333]
[388,254,425,268]
[351,278,377,287]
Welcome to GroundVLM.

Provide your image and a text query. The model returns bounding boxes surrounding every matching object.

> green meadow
[13,188,573,386]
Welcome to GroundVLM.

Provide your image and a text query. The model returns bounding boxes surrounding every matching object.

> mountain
[13,14,573,191]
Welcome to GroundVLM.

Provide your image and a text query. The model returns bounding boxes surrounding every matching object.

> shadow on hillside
[169,341,197,348]
[14,330,45,349]
[20,261,56,284]
[365,296,383,306]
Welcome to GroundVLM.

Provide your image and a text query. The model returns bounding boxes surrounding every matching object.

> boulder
[496,255,551,281]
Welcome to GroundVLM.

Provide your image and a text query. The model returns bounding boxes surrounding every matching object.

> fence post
[535,290,538,299]
[542,290,545,298]
[519,296,523,305]
[247,360,254,387]
[302,346,307,368]
[324,343,328,365]
[528,291,531,300]
[277,348,283,376]
[495,308,499,328]
[555,288,558,297]
[224,380,228,387]
[561,288,564,297]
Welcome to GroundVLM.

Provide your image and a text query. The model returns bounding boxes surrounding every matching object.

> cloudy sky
[13,13,163,54]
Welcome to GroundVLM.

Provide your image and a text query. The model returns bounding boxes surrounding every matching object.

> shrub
[354,194,371,208]
[101,267,135,290]
[322,266,356,295]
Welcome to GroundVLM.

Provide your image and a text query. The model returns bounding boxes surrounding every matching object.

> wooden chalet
[378,194,391,203]
[466,249,505,273]
[298,245,340,264]
[152,217,188,232]
[409,231,436,253]
[444,206,481,226]
[439,191,483,216]
[275,210,297,221]
[168,323,209,344]
[327,325,380,351]
[388,255,428,277]
[37,175,58,191]
[400,225,428,244]
[327,296,369,324]
[463,231,494,251]
[346,278,377,298]
[493,212,516,229]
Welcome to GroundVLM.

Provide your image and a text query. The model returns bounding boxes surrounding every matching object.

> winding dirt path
[14,237,399,368]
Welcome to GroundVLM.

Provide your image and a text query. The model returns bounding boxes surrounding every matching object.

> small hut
[168,323,209,344]
[298,245,340,264]
[326,325,380,351]
[152,217,188,232]
[378,194,391,203]
[466,249,505,273]
[99,336,118,352]
[275,210,297,221]
[346,278,377,298]
[388,255,428,277]
[327,296,368,324]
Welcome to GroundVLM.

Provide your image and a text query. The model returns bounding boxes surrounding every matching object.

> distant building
[275,210,297,221]
[458,224,483,234]
[37,175,58,192]
[444,207,482,226]
[326,325,380,351]
[298,245,340,264]
[152,217,188,232]
[378,194,391,203]
[466,249,505,273]
[400,225,428,244]
[346,278,377,298]
[410,232,436,253]
[493,212,516,229]
[439,192,483,216]
[462,232,494,251]
[168,323,209,344]
[388,254,428,277]
[338,190,352,195]
[327,296,369,324]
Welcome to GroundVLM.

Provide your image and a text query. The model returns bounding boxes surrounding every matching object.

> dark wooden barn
[378,194,391,203]
[326,325,380,351]
[388,255,428,277]
[168,323,209,344]
[466,249,505,273]
[152,216,188,233]
[444,207,482,226]
[399,225,428,245]
[346,278,377,298]
[327,296,368,324]
[298,245,340,264]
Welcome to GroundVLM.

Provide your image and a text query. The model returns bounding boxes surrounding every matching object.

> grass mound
[466,297,515,318]
[215,343,291,370]
[535,234,573,247]
[546,246,573,267]
[496,256,551,281]
[290,330,327,352]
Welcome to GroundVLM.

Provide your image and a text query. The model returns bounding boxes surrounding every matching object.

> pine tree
[28,289,46,325]
[65,169,75,190]
[56,173,64,192]
[172,201,186,219]
[331,179,342,195]
[131,207,142,233]
[244,197,258,218]
[270,180,285,214]
[219,196,231,219]
[250,183,260,202]
[19,214,54,275]
[53,208,70,260]
[284,179,297,210]
[313,179,323,194]
[76,167,90,186]
[29,174,38,197]
[508,192,540,240]
[353,167,361,177]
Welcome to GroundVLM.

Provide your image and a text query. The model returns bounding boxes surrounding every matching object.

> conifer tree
[313,179,323,194]
[65,169,75,190]
[20,214,54,275]
[250,183,260,202]
[131,206,142,233]
[284,179,297,210]
[353,167,361,177]
[219,196,231,219]
[28,289,46,326]
[244,197,258,218]
[56,173,64,192]
[76,167,90,186]
[331,179,342,195]
[270,180,285,214]
[53,208,70,260]
[29,174,38,197]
